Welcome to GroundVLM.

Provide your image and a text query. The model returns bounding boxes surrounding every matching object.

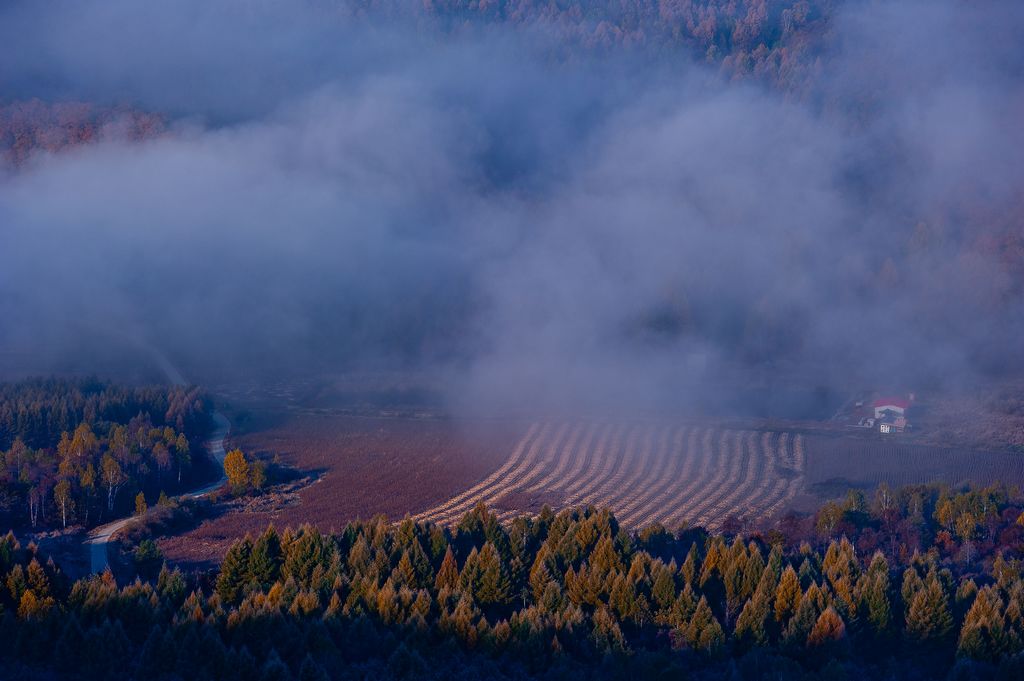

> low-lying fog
[1,0,1022,418]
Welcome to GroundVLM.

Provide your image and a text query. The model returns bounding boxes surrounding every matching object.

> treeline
[349,0,830,90]
[783,483,1024,568]
[2,485,1024,680]
[0,379,213,529]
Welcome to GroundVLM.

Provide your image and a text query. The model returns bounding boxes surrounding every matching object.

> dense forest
[0,100,163,165]
[352,0,831,90]
[0,379,213,530]
[2,484,1023,679]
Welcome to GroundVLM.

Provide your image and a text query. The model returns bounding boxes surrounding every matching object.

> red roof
[873,397,911,409]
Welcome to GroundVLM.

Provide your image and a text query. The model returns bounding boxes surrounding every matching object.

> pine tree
[25,558,50,598]
[902,567,925,618]
[406,536,435,588]
[610,573,639,621]
[475,543,512,606]
[590,534,623,575]
[958,586,1007,661]
[681,596,725,653]
[775,565,801,623]
[905,576,954,645]
[435,545,460,592]
[395,551,417,588]
[740,543,765,601]
[735,563,779,646]
[734,587,771,646]
[6,563,27,602]
[863,571,892,636]
[591,606,628,653]
[680,544,698,587]
[298,654,329,681]
[784,583,825,647]
[217,537,253,605]
[248,526,282,589]
[807,606,846,647]
[260,649,293,681]
[651,562,677,611]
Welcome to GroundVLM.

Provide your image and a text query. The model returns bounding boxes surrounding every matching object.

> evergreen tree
[958,586,1007,661]
[905,576,954,645]
[248,526,282,589]
[477,540,516,606]
[217,537,253,605]
[774,565,801,624]
[863,571,892,636]
[651,562,677,611]
[682,596,725,653]
[680,543,698,587]
[807,606,846,647]
[435,545,460,592]
[784,583,825,647]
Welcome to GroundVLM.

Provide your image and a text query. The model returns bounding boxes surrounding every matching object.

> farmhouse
[873,396,910,419]
[878,414,908,434]
[872,396,912,433]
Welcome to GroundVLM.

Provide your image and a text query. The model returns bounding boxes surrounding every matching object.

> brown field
[157,411,520,567]
[157,406,1024,569]
[410,421,806,533]
[803,435,1024,492]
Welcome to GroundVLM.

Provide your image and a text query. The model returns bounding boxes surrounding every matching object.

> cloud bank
[1,0,1022,417]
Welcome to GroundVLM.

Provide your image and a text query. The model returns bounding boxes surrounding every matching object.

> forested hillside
[0,379,213,530]
[356,0,831,89]
[2,485,1023,680]
[0,100,162,165]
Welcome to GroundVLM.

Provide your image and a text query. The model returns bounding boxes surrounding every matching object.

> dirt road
[84,349,230,573]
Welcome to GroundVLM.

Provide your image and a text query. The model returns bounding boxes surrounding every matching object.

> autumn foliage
[2,486,1024,679]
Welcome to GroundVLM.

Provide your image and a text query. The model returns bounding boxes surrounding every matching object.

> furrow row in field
[417,422,557,524]
[417,422,805,530]
[625,427,697,528]
[615,426,681,525]
[410,422,543,522]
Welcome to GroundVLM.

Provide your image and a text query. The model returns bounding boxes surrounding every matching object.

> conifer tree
[591,606,628,653]
[863,571,892,636]
[807,606,846,647]
[435,545,460,592]
[248,526,282,589]
[902,567,925,617]
[958,586,1007,661]
[784,583,826,647]
[905,576,954,645]
[741,542,765,600]
[610,573,639,621]
[680,543,698,587]
[651,562,677,611]
[25,558,50,598]
[682,596,725,653]
[459,547,482,595]
[774,565,801,623]
[217,537,253,605]
[734,585,771,646]
[590,534,623,576]
[395,551,417,588]
[474,542,512,606]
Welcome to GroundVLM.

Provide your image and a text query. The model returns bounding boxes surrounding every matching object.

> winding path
[84,353,231,573]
